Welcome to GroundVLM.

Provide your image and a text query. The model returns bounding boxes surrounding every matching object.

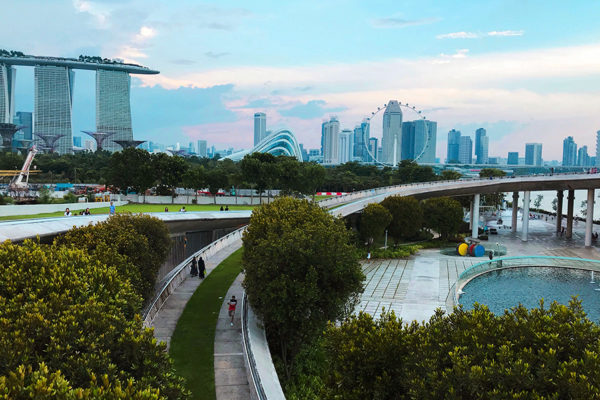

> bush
[358,245,421,259]
[63,191,78,203]
[0,240,188,399]
[56,213,172,303]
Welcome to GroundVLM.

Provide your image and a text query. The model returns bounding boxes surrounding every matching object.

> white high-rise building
[322,117,340,164]
[381,100,402,165]
[254,112,266,145]
[458,136,473,164]
[338,129,353,164]
[0,64,16,123]
[197,140,207,158]
[96,69,133,152]
[34,65,75,154]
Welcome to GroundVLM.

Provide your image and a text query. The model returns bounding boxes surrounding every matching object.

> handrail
[454,256,600,305]
[242,293,267,400]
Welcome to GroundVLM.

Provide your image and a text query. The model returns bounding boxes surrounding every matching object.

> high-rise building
[253,112,266,146]
[339,129,353,164]
[578,145,591,166]
[12,111,33,151]
[381,100,402,165]
[73,136,82,147]
[368,137,378,163]
[353,118,370,162]
[0,64,16,123]
[525,143,543,166]
[322,117,340,164]
[34,66,75,154]
[197,140,207,158]
[188,141,195,154]
[597,131,600,168]
[458,136,473,164]
[475,128,488,164]
[298,143,308,162]
[402,120,437,163]
[507,152,519,165]
[96,69,133,152]
[562,136,577,166]
[447,129,461,163]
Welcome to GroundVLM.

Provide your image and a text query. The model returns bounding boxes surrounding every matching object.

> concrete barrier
[125,194,271,205]
[0,200,128,217]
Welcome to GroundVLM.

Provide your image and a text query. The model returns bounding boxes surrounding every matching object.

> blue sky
[3,0,600,159]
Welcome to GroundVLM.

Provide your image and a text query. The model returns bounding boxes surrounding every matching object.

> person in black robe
[198,256,206,279]
[190,257,198,276]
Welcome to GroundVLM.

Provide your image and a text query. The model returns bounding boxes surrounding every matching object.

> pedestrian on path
[198,256,206,279]
[228,295,237,326]
[190,257,198,277]
[109,201,116,215]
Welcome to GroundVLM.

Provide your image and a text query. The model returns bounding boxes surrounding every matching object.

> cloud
[436,31,479,39]
[205,51,229,58]
[236,98,277,109]
[279,100,347,120]
[371,16,440,28]
[488,30,524,37]
[434,49,469,64]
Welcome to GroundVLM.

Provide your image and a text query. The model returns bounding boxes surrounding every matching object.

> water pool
[459,267,600,322]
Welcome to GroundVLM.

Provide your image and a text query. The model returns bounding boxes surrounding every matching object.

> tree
[108,148,154,195]
[422,197,463,240]
[182,165,206,202]
[552,197,558,212]
[439,169,462,180]
[479,168,507,178]
[581,200,588,217]
[152,153,188,196]
[380,196,423,243]
[396,160,437,184]
[319,299,600,399]
[205,168,229,204]
[534,194,543,209]
[242,198,364,377]
[360,203,392,248]
[298,162,326,200]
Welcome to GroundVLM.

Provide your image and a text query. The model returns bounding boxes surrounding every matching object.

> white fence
[0,200,128,217]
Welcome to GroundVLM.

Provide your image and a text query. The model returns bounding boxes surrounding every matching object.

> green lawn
[169,248,244,400]
[0,204,256,221]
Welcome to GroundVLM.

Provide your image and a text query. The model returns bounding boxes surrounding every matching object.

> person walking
[198,256,206,279]
[109,201,116,215]
[227,295,238,326]
[190,257,198,277]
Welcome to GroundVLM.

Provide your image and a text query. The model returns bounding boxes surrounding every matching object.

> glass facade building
[475,128,488,164]
[321,117,340,165]
[254,112,266,146]
[507,151,519,165]
[338,129,353,164]
[447,129,461,163]
[562,136,577,166]
[458,136,473,164]
[34,66,75,154]
[12,111,33,151]
[401,120,437,163]
[382,100,402,165]
[0,64,16,123]
[96,69,133,153]
[525,143,543,166]
[197,140,207,157]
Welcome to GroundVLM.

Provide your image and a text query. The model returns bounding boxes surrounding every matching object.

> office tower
[475,128,489,164]
[507,152,519,165]
[96,69,133,152]
[253,112,266,146]
[458,136,473,164]
[525,143,543,166]
[402,120,437,163]
[12,111,33,151]
[298,143,308,162]
[322,117,340,164]
[562,136,577,166]
[34,66,75,154]
[381,100,402,165]
[447,129,461,163]
[353,118,370,162]
[597,131,600,168]
[188,141,195,154]
[73,136,82,147]
[308,149,321,162]
[578,145,590,166]
[0,64,16,123]
[338,129,353,164]
[197,140,207,157]
[368,137,378,163]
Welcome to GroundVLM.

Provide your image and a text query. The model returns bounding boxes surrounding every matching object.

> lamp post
[384,229,388,249]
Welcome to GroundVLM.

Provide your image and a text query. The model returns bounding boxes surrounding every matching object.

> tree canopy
[422,197,464,240]
[380,196,423,243]
[360,203,392,247]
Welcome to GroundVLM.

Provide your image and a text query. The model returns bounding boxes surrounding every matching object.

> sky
[2,0,600,160]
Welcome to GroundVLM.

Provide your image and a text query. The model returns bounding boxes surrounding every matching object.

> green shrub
[63,191,78,203]
[358,245,421,259]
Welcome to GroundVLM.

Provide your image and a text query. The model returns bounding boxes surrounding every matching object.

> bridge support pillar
[585,189,594,247]
[522,191,530,242]
[567,190,575,239]
[556,190,563,233]
[472,194,480,239]
[511,192,519,233]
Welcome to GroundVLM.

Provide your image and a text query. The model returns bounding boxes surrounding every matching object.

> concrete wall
[124,194,272,205]
[0,201,128,217]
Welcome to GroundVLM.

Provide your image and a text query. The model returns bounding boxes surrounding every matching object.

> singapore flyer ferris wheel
[363,100,435,167]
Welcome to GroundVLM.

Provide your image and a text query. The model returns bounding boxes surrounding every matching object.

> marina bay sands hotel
[0,51,159,154]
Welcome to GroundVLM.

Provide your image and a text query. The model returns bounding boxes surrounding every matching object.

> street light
[384,229,388,249]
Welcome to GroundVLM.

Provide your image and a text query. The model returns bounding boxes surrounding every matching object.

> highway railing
[453,255,600,306]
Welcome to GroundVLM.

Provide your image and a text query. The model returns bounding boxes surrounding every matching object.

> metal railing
[453,255,600,305]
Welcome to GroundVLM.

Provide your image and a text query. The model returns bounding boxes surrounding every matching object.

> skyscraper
[525,143,543,166]
[578,145,590,166]
[96,69,133,152]
[322,117,340,164]
[34,66,75,154]
[447,129,461,163]
[253,112,266,146]
[381,100,402,165]
[197,140,207,158]
[0,64,16,123]
[402,120,437,163]
[352,118,370,162]
[596,131,600,168]
[368,137,378,163]
[12,111,32,151]
[562,136,577,166]
[507,152,519,165]
[338,129,353,164]
[475,128,488,164]
[458,136,473,164]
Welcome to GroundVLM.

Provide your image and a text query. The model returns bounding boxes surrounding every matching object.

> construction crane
[7,145,39,195]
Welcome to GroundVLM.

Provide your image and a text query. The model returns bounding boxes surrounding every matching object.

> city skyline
[1,1,599,160]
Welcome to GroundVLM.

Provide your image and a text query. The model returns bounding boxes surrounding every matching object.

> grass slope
[169,248,243,400]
